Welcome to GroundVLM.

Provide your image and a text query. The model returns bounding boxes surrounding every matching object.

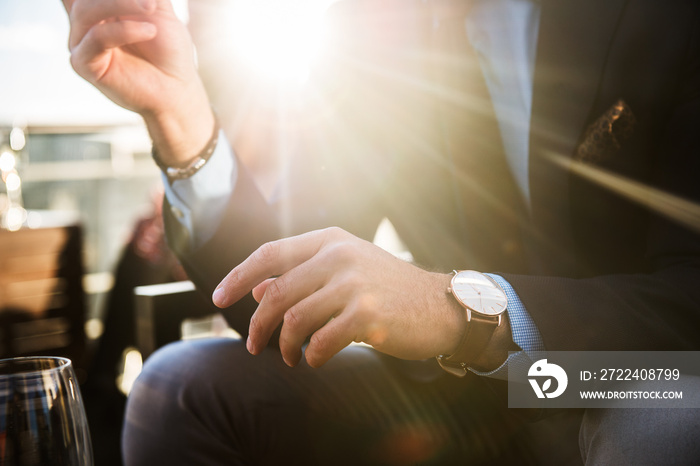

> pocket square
[575,99,636,163]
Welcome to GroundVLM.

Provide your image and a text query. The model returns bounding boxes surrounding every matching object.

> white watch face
[451,271,507,316]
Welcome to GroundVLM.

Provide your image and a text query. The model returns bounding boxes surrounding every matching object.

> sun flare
[223,0,331,84]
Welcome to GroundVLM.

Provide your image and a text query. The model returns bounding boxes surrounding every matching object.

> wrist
[468,313,521,372]
[153,115,220,183]
[143,80,215,168]
[437,270,515,376]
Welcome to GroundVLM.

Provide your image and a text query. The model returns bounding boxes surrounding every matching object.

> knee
[125,338,254,421]
[580,408,700,465]
[129,339,235,400]
[122,338,252,464]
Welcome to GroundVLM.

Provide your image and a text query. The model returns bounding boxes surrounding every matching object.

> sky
[0,0,186,127]
[0,0,335,128]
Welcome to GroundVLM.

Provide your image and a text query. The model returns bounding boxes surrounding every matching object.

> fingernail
[212,287,226,307]
[281,352,294,367]
[246,336,254,354]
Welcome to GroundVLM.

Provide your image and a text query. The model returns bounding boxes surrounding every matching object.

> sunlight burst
[223,0,329,84]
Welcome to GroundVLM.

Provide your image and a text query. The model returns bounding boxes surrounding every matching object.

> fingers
[67,0,156,48]
[213,228,335,308]
[213,227,370,368]
[251,278,275,303]
[304,313,358,368]
[70,20,157,78]
[246,253,333,356]
[276,285,346,367]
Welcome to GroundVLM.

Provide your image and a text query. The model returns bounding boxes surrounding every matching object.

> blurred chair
[0,224,86,368]
[134,280,236,360]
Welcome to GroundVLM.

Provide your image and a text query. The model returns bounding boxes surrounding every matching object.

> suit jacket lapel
[528,0,628,275]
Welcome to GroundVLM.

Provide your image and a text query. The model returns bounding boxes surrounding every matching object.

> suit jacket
[166,0,700,353]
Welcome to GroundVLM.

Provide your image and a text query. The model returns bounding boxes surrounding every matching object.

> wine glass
[0,356,93,465]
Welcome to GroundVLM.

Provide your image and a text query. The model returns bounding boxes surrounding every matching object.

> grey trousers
[580,402,700,465]
[122,338,699,465]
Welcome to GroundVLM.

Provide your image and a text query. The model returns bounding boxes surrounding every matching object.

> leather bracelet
[153,114,220,183]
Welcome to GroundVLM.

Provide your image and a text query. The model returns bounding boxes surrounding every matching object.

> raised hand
[62,0,214,166]
[213,227,467,368]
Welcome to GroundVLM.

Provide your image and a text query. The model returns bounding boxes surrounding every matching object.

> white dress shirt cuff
[162,130,237,250]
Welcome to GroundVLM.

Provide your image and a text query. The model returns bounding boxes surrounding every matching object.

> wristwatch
[436,270,508,377]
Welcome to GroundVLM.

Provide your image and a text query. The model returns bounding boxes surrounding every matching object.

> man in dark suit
[64,0,700,464]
